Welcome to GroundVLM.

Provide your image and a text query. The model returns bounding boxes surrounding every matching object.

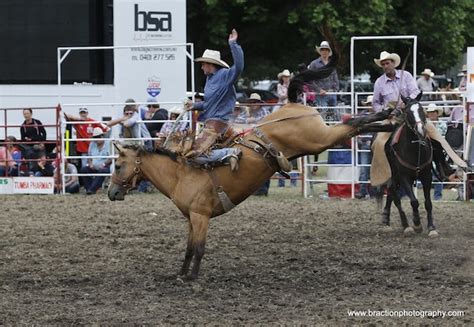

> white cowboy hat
[460,64,467,72]
[247,93,263,103]
[92,127,104,138]
[420,68,434,77]
[362,95,373,105]
[425,103,442,115]
[374,51,401,68]
[169,105,183,115]
[277,69,291,79]
[315,41,332,56]
[195,49,229,68]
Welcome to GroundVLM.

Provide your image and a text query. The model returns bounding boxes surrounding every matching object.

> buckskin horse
[107,58,372,279]
[349,93,439,237]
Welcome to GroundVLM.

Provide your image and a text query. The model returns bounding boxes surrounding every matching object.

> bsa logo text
[134,4,172,32]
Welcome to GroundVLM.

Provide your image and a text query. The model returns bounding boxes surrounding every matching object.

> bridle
[110,156,143,191]
[392,107,432,175]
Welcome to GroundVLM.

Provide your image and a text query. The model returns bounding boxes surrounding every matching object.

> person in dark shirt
[20,108,47,167]
[144,103,169,137]
[20,108,46,142]
[32,153,54,177]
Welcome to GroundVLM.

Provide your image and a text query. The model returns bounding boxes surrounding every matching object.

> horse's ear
[415,91,423,102]
[113,142,124,155]
[401,94,409,104]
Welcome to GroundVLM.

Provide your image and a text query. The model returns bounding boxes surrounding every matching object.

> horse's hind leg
[179,220,194,277]
[188,212,210,280]
[381,188,391,226]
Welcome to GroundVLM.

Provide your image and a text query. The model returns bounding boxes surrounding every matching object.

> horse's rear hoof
[403,226,415,236]
[413,224,423,233]
[428,230,439,238]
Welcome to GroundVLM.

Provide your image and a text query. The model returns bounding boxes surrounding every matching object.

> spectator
[230,93,272,195]
[426,103,446,200]
[64,107,109,168]
[5,136,23,176]
[308,41,339,110]
[108,98,152,151]
[277,69,291,105]
[159,106,188,136]
[31,153,54,177]
[20,108,46,165]
[234,93,270,124]
[144,101,169,137]
[230,102,244,123]
[355,96,374,199]
[56,160,80,194]
[79,128,111,195]
[139,96,157,120]
[416,68,437,100]
[0,142,14,176]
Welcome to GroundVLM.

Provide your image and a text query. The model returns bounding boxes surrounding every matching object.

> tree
[187,0,472,86]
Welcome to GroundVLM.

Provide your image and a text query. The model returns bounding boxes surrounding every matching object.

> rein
[392,116,432,175]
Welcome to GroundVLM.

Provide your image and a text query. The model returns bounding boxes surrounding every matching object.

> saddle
[159,122,241,171]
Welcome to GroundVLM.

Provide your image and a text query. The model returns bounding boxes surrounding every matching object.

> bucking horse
[107,54,375,279]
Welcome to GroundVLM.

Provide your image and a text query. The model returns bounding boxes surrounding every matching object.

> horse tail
[287,51,339,103]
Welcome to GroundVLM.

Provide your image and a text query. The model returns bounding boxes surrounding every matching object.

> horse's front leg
[400,177,422,235]
[188,211,211,280]
[420,170,438,237]
[389,183,411,234]
[179,220,194,277]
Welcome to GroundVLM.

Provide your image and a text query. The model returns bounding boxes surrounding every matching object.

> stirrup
[222,148,242,172]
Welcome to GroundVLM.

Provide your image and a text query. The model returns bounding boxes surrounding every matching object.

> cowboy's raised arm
[225,29,244,84]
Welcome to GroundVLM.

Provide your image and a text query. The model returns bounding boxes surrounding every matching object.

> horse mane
[287,51,339,103]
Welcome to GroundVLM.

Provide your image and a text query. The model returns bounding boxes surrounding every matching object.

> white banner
[0,178,14,194]
[113,0,187,108]
[12,177,55,194]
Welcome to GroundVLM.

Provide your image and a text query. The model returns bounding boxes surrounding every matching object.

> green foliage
[187,0,472,86]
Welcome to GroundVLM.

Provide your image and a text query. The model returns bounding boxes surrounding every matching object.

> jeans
[65,183,80,194]
[0,167,10,176]
[278,172,298,187]
[192,148,239,165]
[254,179,270,195]
[80,166,110,193]
[433,176,443,200]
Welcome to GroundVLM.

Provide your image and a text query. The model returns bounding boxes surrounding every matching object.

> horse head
[107,142,145,201]
[401,92,426,138]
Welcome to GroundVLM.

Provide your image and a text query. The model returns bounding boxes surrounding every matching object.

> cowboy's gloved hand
[387,101,397,110]
[183,99,193,111]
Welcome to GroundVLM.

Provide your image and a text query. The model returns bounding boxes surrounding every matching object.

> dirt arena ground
[0,188,472,325]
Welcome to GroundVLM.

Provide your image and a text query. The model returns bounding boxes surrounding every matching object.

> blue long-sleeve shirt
[194,40,244,122]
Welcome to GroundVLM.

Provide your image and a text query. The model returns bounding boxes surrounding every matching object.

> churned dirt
[0,189,472,325]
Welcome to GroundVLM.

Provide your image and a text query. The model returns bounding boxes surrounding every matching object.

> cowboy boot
[184,128,218,158]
